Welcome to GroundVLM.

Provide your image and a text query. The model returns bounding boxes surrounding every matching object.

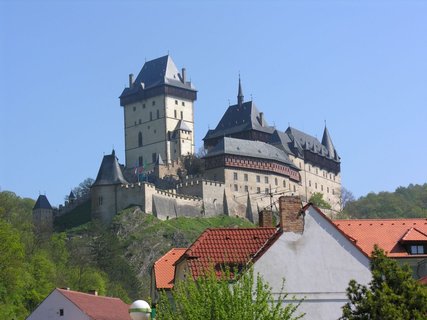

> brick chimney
[279,196,304,233]
[259,210,273,228]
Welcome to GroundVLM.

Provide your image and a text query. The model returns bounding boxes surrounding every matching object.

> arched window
[138,132,143,147]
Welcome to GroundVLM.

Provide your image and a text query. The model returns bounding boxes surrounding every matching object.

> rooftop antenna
[167,50,170,55]
[250,94,253,101]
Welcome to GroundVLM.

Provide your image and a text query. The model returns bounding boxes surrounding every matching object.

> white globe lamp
[129,300,151,320]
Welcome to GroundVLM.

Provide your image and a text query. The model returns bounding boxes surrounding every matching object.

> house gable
[252,205,371,320]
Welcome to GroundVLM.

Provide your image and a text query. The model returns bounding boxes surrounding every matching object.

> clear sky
[1,0,426,206]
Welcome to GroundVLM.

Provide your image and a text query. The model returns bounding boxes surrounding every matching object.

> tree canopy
[157,266,304,320]
[308,192,331,209]
[341,246,427,320]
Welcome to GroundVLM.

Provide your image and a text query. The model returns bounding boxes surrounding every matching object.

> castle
[34,55,342,226]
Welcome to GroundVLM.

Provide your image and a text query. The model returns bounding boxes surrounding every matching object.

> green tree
[308,192,331,209]
[341,246,427,320]
[157,266,304,320]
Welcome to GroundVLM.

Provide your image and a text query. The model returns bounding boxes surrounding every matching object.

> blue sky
[1,0,426,206]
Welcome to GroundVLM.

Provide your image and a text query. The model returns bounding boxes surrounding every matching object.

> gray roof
[175,120,192,132]
[205,137,298,169]
[203,101,275,141]
[68,191,76,200]
[155,154,164,165]
[33,195,52,210]
[92,150,128,187]
[286,127,340,162]
[321,126,338,159]
[120,55,196,98]
[269,130,294,155]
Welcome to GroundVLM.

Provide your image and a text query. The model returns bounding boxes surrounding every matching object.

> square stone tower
[119,55,197,169]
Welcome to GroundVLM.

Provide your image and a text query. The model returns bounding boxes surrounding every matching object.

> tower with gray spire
[119,55,197,169]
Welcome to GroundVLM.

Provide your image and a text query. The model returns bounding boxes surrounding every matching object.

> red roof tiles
[334,219,427,258]
[181,227,279,278]
[154,248,186,289]
[58,288,130,320]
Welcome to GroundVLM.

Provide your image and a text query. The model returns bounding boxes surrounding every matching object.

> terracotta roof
[180,227,279,278]
[334,219,427,258]
[400,227,427,242]
[58,288,130,320]
[154,248,186,289]
[419,275,427,285]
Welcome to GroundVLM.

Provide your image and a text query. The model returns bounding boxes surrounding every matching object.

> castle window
[315,183,317,189]
[244,173,248,182]
[327,187,330,193]
[257,187,261,194]
[182,101,185,106]
[316,168,318,174]
[293,185,296,192]
[59,309,64,316]
[244,185,248,192]
[157,110,160,119]
[98,196,103,206]
[174,110,177,118]
[332,189,335,195]
[138,132,143,147]
[143,103,146,109]
[139,156,143,166]
[139,119,142,124]
[265,188,269,194]
[299,162,301,169]
[181,111,183,119]
[264,176,268,184]
[309,165,311,172]
[152,153,156,163]
[150,112,153,121]
[256,175,260,183]
[234,184,238,191]
[134,121,137,126]
[309,180,311,187]
[233,172,238,180]
[321,185,323,191]
[154,129,157,134]
[133,106,136,111]
[152,100,155,106]
[175,100,178,105]
[275,178,278,186]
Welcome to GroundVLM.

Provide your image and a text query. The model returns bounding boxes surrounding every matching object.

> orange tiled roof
[181,227,279,278]
[419,275,427,285]
[334,219,427,258]
[58,288,130,320]
[154,248,186,289]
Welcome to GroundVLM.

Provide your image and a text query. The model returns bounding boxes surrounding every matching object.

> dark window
[150,112,153,121]
[133,106,136,111]
[157,110,160,119]
[275,178,278,186]
[293,185,296,192]
[98,196,103,206]
[244,174,248,182]
[233,172,238,180]
[234,184,238,191]
[264,176,268,184]
[256,175,260,183]
[59,309,64,316]
[175,100,178,105]
[142,103,146,109]
[152,153,156,163]
[410,245,425,255]
[265,188,269,194]
[139,119,141,124]
[174,110,177,118]
[244,185,249,192]
[180,111,183,119]
[152,100,155,106]
[283,180,286,187]
[139,156,143,166]
[138,132,143,147]
[257,187,261,194]
[182,101,185,106]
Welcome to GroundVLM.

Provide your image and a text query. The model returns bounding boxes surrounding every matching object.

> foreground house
[334,218,427,279]
[26,288,130,320]
[154,196,371,320]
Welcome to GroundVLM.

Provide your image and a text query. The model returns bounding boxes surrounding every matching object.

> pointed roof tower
[321,126,337,159]
[33,195,52,210]
[237,76,244,106]
[92,150,128,187]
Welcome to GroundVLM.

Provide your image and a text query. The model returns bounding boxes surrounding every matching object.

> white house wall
[253,206,371,320]
[27,289,90,320]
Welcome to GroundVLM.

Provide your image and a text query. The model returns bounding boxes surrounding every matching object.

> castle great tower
[119,55,197,169]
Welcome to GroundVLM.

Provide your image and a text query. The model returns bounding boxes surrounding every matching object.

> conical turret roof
[321,126,337,159]
[92,150,128,187]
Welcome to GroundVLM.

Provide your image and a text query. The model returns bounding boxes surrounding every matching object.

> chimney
[181,68,186,83]
[259,112,264,125]
[88,290,98,296]
[129,73,134,87]
[279,196,304,233]
[259,210,273,228]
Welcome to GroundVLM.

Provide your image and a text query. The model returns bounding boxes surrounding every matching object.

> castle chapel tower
[119,55,197,169]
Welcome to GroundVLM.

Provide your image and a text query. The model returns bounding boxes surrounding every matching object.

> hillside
[0,190,253,319]
[341,183,427,219]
